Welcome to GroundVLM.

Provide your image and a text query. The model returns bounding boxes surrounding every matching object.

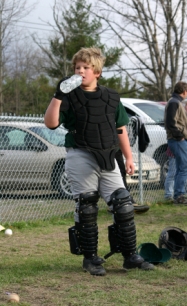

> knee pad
[110,188,134,224]
[79,191,99,224]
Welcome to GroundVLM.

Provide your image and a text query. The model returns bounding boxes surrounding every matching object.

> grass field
[0,201,187,306]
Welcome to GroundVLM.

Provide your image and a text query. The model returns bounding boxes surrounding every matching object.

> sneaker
[83,256,106,276]
[174,195,187,205]
[133,204,150,214]
[123,254,154,271]
[164,197,174,202]
[130,195,150,213]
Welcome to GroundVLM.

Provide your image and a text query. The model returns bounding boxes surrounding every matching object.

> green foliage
[1,0,163,115]
[3,74,54,115]
[46,0,103,78]
[137,82,165,101]
[99,76,122,90]
[104,47,123,68]
[1,0,134,115]
[64,0,102,58]
[119,76,138,98]
[4,215,73,230]
[46,0,123,82]
[99,75,139,98]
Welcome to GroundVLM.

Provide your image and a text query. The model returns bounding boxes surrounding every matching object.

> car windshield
[29,126,66,146]
[134,103,165,122]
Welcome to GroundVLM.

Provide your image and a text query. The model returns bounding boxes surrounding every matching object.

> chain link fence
[0,115,168,223]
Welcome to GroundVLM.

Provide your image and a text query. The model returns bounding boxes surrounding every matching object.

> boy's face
[75,61,100,90]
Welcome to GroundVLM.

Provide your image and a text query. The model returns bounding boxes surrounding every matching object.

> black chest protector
[67,85,120,171]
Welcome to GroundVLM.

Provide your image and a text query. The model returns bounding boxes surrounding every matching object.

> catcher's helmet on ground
[158,227,187,260]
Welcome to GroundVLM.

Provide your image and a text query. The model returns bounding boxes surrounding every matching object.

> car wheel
[159,152,168,188]
[52,160,73,199]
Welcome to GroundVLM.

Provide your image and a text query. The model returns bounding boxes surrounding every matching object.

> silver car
[0,120,71,197]
[0,119,160,198]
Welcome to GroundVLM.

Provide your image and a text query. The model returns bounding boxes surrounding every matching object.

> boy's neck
[80,85,98,92]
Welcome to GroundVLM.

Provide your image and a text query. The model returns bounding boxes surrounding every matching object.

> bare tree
[0,0,36,112]
[32,0,72,79]
[91,0,187,101]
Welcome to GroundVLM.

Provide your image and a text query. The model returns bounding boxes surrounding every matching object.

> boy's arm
[44,97,62,129]
[44,77,69,129]
[117,126,135,175]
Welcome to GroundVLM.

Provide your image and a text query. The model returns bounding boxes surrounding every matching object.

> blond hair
[72,47,106,74]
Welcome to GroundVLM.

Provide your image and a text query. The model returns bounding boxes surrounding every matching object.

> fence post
[138,150,143,204]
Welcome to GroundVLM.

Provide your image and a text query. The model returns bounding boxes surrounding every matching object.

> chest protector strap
[68,85,120,171]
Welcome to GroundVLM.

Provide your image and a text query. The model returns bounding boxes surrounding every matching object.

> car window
[134,103,165,122]
[8,129,25,146]
[0,126,18,149]
[0,126,45,151]
[124,106,136,118]
[29,126,66,146]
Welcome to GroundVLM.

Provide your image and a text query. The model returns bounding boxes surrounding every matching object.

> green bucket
[137,243,172,264]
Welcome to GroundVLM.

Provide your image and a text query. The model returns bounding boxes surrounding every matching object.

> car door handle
[0,153,5,156]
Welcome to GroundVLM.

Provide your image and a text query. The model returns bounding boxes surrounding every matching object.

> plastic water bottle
[60,75,82,93]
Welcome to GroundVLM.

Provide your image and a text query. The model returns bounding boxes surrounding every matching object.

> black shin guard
[107,188,137,258]
[69,191,100,258]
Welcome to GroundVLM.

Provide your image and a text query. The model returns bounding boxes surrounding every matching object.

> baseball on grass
[5,229,13,236]
[7,293,20,303]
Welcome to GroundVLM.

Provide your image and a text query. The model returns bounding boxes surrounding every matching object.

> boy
[44,47,154,275]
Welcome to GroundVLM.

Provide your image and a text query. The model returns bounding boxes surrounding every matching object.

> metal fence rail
[0,115,168,222]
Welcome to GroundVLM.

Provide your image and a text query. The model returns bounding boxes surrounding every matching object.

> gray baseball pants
[65,148,125,221]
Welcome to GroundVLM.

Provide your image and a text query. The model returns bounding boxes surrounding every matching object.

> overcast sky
[19,0,55,39]
[27,0,54,23]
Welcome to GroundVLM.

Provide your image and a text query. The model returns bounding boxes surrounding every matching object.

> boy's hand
[125,159,135,175]
[54,76,71,100]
